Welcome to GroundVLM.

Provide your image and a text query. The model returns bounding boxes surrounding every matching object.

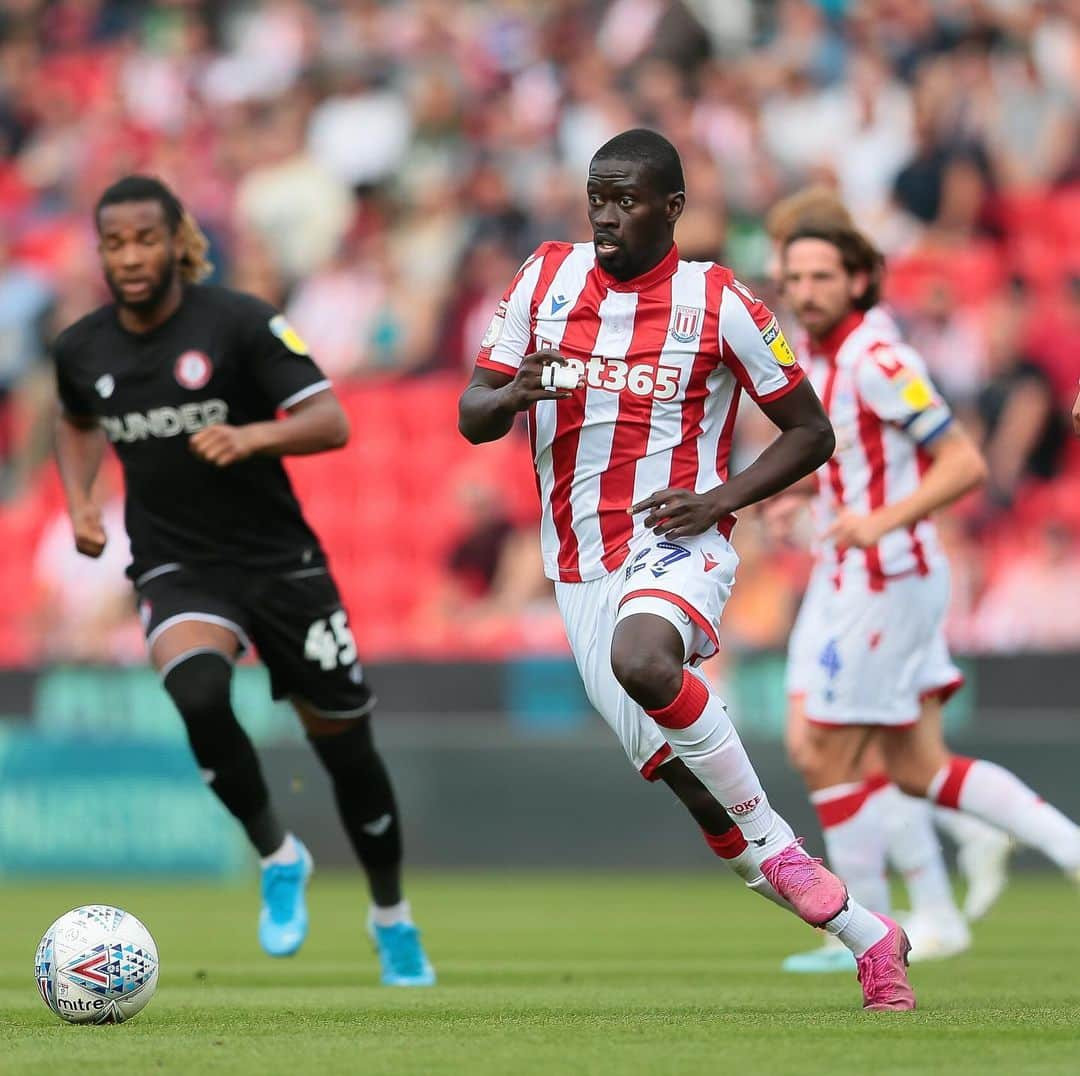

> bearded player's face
[587,159,683,281]
[782,237,868,340]
[98,200,179,313]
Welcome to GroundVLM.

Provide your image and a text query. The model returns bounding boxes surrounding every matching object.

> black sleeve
[233,294,333,410]
[53,330,94,419]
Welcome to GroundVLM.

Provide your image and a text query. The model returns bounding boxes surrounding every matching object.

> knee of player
[610,645,682,710]
[162,650,232,720]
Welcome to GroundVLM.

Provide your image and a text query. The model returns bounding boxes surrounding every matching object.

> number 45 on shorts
[304,610,357,671]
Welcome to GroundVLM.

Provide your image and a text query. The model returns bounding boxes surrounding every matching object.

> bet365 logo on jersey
[536,341,680,401]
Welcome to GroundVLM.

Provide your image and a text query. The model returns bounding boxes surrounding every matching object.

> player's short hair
[591,128,685,197]
[765,186,853,243]
[784,224,884,311]
[95,175,213,284]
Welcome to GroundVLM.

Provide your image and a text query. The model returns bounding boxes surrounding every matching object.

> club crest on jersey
[670,305,702,343]
[95,374,115,399]
[269,314,309,355]
[174,350,212,390]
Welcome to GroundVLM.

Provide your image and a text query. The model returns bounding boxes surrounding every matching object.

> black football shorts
[135,563,375,719]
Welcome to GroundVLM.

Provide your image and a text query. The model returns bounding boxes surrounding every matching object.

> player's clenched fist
[500,350,585,411]
[630,487,731,540]
[71,502,106,557]
[189,424,260,467]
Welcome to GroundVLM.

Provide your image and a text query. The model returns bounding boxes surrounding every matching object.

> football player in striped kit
[776,222,1080,969]
[764,189,1012,972]
[459,129,917,1011]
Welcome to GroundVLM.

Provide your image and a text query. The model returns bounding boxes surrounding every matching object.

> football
[34,905,159,1024]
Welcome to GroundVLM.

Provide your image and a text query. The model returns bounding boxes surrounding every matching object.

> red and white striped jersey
[475,241,804,582]
[802,311,954,590]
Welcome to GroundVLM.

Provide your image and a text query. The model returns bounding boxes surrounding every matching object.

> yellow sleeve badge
[761,317,797,367]
[269,315,310,356]
[899,375,934,411]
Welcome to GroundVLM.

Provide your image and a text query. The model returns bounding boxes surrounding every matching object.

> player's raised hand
[500,350,584,411]
[629,487,727,540]
[189,424,260,467]
[71,502,106,558]
[1072,386,1080,437]
[826,509,888,550]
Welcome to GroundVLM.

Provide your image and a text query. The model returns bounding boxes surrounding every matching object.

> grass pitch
[2,872,1078,1075]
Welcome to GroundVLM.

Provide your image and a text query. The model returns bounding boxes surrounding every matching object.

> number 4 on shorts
[304,610,357,671]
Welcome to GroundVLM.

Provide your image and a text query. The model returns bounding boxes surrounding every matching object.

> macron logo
[703,553,721,573]
[362,813,393,837]
[550,295,569,315]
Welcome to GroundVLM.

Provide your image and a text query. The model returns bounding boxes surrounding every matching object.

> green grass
[2,872,1078,1075]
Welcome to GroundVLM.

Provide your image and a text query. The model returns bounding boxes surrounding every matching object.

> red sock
[702,827,748,859]
[646,670,708,730]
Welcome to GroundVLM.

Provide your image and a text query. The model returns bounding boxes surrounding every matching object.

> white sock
[932,805,1006,850]
[811,778,891,914]
[881,787,961,919]
[646,671,778,842]
[370,900,412,928]
[930,756,1080,871]
[823,901,889,957]
[260,832,301,869]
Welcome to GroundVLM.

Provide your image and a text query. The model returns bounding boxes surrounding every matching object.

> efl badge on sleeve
[900,375,935,411]
[761,317,797,366]
[670,305,703,343]
[481,301,507,348]
[269,315,310,355]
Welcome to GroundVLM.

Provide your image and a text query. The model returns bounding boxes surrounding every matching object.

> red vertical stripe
[528,243,575,339]
[820,362,846,588]
[669,266,723,492]
[714,382,741,483]
[597,280,674,571]
[908,444,932,575]
[549,269,606,582]
[856,394,887,591]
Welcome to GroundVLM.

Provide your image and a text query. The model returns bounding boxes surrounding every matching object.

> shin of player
[459,129,915,1010]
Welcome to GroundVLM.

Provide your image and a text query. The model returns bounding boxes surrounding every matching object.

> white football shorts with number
[556,530,738,779]
[795,562,963,726]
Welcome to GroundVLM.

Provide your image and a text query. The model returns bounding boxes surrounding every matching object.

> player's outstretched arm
[54,409,108,557]
[457,352,581,445]
[828,425,986,549]
[188,389,349,467]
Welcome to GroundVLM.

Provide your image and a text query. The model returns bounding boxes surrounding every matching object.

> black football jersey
[54,285,333,579]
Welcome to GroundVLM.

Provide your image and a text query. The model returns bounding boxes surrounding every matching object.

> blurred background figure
[0,0,1075,667]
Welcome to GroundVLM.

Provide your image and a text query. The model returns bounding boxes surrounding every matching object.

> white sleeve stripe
[278,379,332,410]
[718,285,790,396]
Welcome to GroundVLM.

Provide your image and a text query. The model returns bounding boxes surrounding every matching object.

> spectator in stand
[0,0,1077,661]
[970,283,1066,512]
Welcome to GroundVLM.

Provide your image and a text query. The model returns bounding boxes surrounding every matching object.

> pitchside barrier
[0,656,1076,876]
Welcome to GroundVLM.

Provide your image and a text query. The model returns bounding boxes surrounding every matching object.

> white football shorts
[555,530,738,778]
[794,561,963,727]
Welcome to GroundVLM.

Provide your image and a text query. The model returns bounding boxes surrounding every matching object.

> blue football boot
[258,839,314,957]
[368,915,436,986]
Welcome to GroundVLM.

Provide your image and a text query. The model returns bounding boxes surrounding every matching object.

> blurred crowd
[1,0,1079,663]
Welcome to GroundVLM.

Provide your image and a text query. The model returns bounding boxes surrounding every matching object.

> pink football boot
[760,840,848,926]
[857,915,916,1012]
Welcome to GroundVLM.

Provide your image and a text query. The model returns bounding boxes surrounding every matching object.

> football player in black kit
[52,175,434,986]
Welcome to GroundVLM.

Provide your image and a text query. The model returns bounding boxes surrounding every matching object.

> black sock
[163,650,285,857]
[308,719,403,906]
